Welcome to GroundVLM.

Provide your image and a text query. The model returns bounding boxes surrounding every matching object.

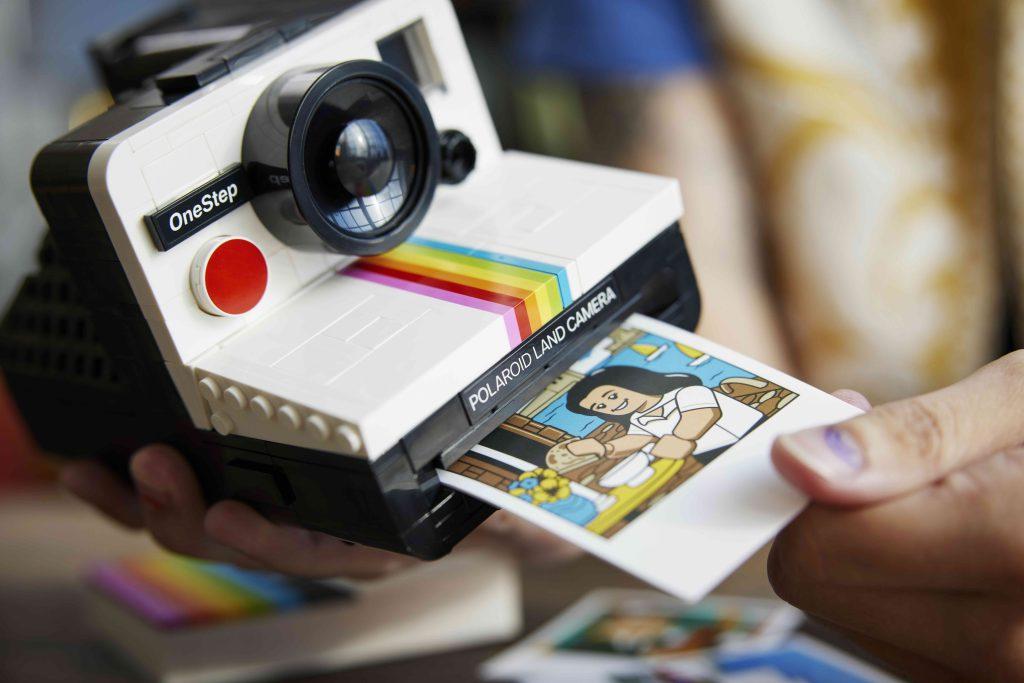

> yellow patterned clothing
[706,0,1002,401]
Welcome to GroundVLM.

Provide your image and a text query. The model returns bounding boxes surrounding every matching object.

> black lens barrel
[242,60,440,255]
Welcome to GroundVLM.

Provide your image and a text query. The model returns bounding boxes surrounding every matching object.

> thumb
[773,351,1024,505]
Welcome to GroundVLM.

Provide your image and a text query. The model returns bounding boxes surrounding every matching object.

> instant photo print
[440,315,862,601]
[452,322,802,540]
[0,0,700,558]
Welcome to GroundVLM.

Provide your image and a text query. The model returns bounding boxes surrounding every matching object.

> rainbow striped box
[87,555,351,631]
[84,551,521,683]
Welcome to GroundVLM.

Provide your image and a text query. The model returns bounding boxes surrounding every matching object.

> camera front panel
[82,0,685,461]
[90,0,501,374]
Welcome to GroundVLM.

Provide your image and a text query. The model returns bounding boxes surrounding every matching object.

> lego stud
[210,412,234,436]
[277,404,301,431]
[191,236,268,316]
[249,395,274,421]
[198,377,221,402]
[223,385,247,410]
[305,415,329,442]
[335,424,362,453]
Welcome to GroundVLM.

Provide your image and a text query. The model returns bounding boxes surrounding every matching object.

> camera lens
[300,77,422,241]
[243,61,440,255]
[334,119,394,198]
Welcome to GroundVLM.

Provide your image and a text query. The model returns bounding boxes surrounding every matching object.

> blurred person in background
[472,0,1021,403]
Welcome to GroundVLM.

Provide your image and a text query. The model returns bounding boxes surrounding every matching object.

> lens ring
[287,60,439,255]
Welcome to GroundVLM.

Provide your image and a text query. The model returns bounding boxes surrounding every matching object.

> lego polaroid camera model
[1,0,700,558]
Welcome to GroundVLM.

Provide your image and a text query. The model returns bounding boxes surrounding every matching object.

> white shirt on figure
[627,385,762,455]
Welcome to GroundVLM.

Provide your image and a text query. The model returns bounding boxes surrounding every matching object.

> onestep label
[460,277,623,423]
[145,165,253,251]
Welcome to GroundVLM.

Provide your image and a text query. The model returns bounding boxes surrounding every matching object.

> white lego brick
[224,333,293,367]
[153,292,244,364]
[324,252,354,276]
[265,247,302,304]
[478,202,558,236]
[351,311,509,456]
[322,304,384,342]
[422,156,692,302]
[141,136,219,207]
[194,369,368,456]
[194,274,507,458]
[167,104,232,149]
[574,181,683,291]
[346,315,410,349]
[263,284,374,346]
[274,336,371,383]
[288,249,333,285]
[525,177,596,208]
[419,190,496,237]
[204,113,247,171]
[129,92,234,150]
[131,137,172,169]
[431,153,682,290]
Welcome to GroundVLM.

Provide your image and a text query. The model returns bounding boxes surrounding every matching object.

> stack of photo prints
[482,589,899,683]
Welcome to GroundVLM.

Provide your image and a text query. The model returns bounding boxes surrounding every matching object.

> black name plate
[144,165,253,251]
[460,277,623,423]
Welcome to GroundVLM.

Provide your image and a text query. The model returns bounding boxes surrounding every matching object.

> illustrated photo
[449,322,799,538]
[552,595,795,659]
[480,589,802,683]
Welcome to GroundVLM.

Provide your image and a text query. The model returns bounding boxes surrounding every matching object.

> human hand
[650,435,695,460]
[769,352,1024,681]
[566,438,606,457]
[61,444,580,578]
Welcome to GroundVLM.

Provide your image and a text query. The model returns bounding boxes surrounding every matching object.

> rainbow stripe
[344,237,571,347]
[87,555,349,630]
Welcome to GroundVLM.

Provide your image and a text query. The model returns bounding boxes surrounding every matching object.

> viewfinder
[377,20,444,92]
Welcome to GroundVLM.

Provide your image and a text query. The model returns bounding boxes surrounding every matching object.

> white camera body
[10,0,699,557]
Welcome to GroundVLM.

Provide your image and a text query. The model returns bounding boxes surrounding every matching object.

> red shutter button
[191,236,268,316]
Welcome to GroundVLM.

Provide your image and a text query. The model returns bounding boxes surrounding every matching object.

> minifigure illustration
[562,366,764,465]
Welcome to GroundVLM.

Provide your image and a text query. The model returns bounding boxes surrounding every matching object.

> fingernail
[130,458,171,511]
[779,426,864,480]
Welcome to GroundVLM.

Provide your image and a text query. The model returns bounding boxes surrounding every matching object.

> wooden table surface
[0,485,834,683]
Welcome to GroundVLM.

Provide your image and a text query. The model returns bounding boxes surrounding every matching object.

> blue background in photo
[716,642,884,683]
[534,333,756,437]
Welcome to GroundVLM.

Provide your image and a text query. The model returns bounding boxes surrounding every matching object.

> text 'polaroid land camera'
[1,0,700,558]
